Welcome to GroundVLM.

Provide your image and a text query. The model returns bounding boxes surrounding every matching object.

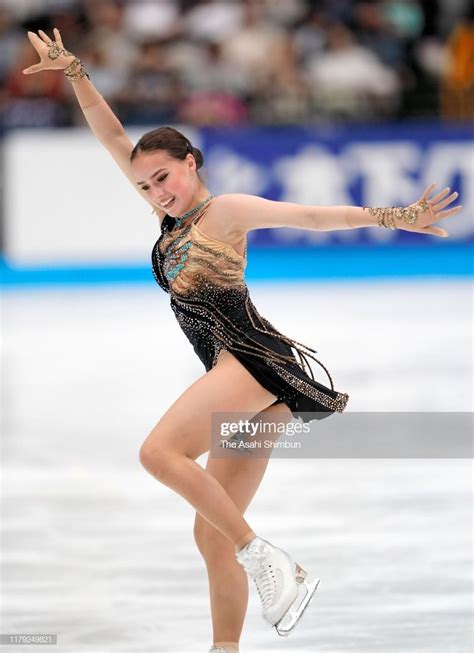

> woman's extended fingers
[410,226,449,238]
[434,206,463,221]
[23,32,46,73]
[27,31,47,53]
[420,183,436,201]
[53,27,63,47]
[432,191,459,213]
[38,29,53,45]
[429,186,451,204]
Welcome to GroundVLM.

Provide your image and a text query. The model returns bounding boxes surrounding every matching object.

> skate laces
[253,565,277,609]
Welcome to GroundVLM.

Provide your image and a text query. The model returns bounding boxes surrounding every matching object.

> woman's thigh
[141,350,283,461]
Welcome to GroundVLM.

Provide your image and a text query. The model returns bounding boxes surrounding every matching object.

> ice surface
[2,279,472,652]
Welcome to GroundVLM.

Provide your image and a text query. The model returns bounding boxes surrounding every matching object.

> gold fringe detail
[172,291,336,393]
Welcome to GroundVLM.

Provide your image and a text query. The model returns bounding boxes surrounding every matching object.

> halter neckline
[173,194,214,229]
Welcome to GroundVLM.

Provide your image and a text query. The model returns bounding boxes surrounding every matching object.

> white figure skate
[235,536,320,637]
[209,648,236,653]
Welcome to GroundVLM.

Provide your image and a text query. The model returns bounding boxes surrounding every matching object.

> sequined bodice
[152,202,247,300]
[151,198,253,366]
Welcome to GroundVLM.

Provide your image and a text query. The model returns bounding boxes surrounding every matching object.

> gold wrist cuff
[63,57,89,81]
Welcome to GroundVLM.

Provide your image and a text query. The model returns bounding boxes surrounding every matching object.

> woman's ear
[186,153,196,172]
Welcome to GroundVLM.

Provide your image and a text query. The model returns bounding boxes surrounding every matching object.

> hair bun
[191,146,204,170]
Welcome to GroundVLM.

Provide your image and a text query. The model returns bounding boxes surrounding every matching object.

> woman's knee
[139,431,178,480]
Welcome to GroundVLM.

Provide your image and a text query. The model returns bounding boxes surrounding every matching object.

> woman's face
[132,149,199,217]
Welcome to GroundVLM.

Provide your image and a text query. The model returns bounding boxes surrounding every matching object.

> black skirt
[169,289,349,423]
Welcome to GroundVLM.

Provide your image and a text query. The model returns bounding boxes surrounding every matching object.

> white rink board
[4,127,201,265]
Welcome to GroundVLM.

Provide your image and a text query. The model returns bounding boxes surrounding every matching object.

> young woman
[23,29,462,653]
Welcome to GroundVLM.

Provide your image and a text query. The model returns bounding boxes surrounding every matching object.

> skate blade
[274,578,320,637]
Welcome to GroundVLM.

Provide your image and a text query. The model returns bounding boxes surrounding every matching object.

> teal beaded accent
[164,240,193,280]
[164,194,214,280]
[174,194,214,229]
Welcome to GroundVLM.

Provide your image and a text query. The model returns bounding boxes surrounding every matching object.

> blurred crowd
[1,0,473,129]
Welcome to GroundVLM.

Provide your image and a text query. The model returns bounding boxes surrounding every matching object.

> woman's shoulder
[211,193,270,215]
[208,193,261,224]
[209,193,305,232]
[211,193,258,207]
[199,194,251,243]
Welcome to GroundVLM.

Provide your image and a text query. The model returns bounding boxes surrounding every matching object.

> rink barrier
[1,244,472,287]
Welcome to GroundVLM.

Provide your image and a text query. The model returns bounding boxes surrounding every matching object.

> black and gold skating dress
[151,196,349,422]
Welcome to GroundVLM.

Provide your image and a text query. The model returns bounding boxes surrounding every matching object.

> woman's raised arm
[23,28,166,221]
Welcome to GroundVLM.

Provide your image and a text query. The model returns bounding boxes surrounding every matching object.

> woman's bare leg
[194,401,294,652]
[138,350,281,547]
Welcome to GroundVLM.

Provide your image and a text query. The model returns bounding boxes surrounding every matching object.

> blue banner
[200,122,473,247]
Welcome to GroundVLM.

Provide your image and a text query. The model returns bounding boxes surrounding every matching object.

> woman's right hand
[23,28,76,75]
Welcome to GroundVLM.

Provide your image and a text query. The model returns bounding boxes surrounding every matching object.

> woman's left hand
[401,183,463,238]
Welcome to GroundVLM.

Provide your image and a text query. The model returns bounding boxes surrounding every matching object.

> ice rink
[2,278,473,653]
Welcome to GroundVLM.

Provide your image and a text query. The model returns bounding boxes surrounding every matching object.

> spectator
[183,0,244,44]
[0,8,23,84]
[1,39,70,128]
[81,44,126,98]
[174,39,250,125]
[221,1,290,95]
[440,8,474,120]
[293,8,328,66]
[179,40,249,96]
[82,0,137,76]
[306,22,401,119]
[122,0,181,40]
[250,38,311,124]
[116,40,182,124]
[1,0,79,21]
[261,0,308,28]
[383,0,425,41]
[352,2,406,67]
[0,0,470,126]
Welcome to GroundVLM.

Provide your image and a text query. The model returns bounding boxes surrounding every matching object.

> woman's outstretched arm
[23,28,166,221]
[213,184,462,239]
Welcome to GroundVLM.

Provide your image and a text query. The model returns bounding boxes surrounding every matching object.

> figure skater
[23,29,462,653]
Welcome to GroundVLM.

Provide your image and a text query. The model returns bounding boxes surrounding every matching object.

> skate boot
[235,535,320,637]
[209,648,237,653]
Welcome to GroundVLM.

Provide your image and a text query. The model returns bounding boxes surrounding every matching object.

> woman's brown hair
[130,126,205,180]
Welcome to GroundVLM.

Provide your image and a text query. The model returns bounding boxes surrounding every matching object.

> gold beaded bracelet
[364,200,429,230]
[63,57,89,81]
